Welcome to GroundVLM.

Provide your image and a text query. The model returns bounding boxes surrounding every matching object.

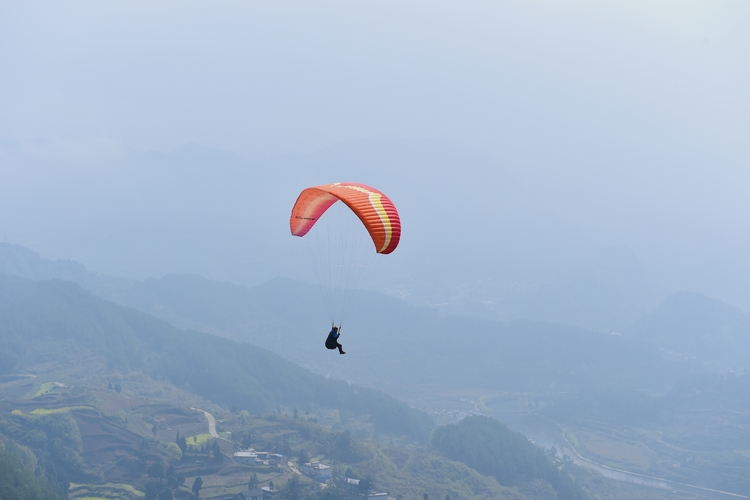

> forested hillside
[432,416,589,500]
[3,245,749,498]
[0,244,694,398]
[0,275,433,441]
[0,389,547,500]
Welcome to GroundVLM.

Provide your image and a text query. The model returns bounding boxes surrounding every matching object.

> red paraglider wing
[290,182,401,254]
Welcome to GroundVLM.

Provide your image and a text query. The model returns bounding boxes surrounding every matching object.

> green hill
[432,416,589,500]
[0,275,432,442]
[0,268,572,500]
[0,389,532,500]
[0,243,690,398]
[0,439,60,500]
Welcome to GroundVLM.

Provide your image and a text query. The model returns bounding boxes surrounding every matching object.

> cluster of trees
[342,470,374,497]
[274,475,369,500]
[431,416,589,500]
[144,462,186,500]
[264,422,370,465]
[0,412,84,498]
[173,432,223,463]
[235,428,257,450]
[175,431,187,453]
[247,472,259,489]
[0,441,59,500]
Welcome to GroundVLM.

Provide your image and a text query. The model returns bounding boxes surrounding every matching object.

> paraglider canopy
[290,182,401,327]
[290,182,401,254]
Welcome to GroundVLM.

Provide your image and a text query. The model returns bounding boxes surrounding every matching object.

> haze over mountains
[4,138,750,335]
[3,242,750,497]
[4,2,748,321]
[0,270,584,500]
[3,241,748,399]
[0,273,433,441]
[3,2,750,498]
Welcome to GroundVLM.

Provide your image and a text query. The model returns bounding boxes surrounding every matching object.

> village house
[232,450,283,466]
[234,489,263,500]
[300,461,332,482]
[233,451,258,465]
[343,478,389,499]
[233,486,277,500]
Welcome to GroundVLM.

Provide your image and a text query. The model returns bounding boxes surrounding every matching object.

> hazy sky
[3,1,748,157]
[2,1,750,313]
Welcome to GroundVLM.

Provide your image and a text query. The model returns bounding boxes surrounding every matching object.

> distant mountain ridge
[1,138,686,332]
[0,242,710,400]
[0,243,88,282]
[626,291,750,370]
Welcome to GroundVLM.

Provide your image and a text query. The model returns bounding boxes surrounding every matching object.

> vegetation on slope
[0,438,60,500]
[0,412,85,498]
[0,244,694,397]
[432,416,589,500]
[0,385,535,500]
[233,413,528,500]
[0,276,433,441]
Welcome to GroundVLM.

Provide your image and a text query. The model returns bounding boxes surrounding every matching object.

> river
[496,412,749,500]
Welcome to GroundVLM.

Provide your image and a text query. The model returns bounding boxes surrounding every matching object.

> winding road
[191,407,220,438]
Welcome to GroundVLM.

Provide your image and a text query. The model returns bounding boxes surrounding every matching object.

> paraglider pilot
[325,325,345,354]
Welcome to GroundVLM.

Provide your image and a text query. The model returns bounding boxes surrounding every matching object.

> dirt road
[191,407,219,438]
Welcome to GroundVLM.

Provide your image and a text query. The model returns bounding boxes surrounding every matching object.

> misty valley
[1,243,749,500]
[3,2,750,499]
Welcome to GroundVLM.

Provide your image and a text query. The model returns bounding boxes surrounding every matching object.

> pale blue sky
[2,1,750,314]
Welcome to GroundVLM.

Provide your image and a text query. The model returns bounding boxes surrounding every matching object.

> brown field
[73,410,163,482]
[574,429,655,470]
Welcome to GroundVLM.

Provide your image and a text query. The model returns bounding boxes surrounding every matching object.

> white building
[260,486,278,498]
[233,487,277,500]
[234,488,264,500]
[301,461,332,481]
[343,493,389,500]
[233,451,282,466]
[233,451,258,465]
